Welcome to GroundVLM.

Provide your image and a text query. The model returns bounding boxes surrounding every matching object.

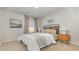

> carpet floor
[0,40,79,51]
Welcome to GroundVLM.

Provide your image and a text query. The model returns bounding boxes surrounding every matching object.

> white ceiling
[1,7,68,17]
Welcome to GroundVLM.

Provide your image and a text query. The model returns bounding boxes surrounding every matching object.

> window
[28,17,35,33]
[29,27,35,33]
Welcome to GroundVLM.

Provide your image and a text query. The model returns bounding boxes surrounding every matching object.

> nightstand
[58,34,70,44]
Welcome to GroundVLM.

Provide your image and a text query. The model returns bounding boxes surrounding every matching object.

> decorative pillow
[51,31,58,40]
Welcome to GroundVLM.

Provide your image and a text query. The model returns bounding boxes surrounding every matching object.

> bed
[43,24,59,40]
[18,33,56,51]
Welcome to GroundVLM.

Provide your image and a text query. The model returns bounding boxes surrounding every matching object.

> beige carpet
[0,40,79,51]
[41,42,79,51]
[0,40,27,51]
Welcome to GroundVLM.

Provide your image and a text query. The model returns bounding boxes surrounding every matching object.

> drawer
[58,34,70,43]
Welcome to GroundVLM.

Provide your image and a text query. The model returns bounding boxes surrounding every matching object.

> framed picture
[47,19,54,25]
[9,18,22,28]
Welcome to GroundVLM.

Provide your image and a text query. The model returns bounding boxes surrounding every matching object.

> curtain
[24,15,29,33]
[34,17,39,32]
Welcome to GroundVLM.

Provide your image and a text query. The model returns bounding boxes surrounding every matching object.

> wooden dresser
[58,34,70,44]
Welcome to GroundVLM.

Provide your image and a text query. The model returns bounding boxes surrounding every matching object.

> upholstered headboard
[43,24,59,34]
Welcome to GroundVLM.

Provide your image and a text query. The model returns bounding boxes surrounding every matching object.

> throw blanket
[35,35,46,48]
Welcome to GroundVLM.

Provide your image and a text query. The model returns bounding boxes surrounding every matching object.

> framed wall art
[9,18,22,28]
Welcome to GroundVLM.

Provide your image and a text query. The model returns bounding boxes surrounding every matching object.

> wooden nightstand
[58,34,70,44]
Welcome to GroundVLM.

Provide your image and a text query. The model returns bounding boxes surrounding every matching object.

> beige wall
[41,8,79,44]
[0,9,2,40]
[1,9,24,41]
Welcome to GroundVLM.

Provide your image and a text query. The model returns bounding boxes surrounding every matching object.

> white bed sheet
[31,33,56,48]
[18,33,56,51]
[18,34,40,51]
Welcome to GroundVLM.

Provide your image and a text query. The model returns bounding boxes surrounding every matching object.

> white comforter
[18,33,56,51]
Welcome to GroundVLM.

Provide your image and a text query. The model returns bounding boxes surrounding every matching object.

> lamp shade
[60,27,69,35]
[60,27,68,31]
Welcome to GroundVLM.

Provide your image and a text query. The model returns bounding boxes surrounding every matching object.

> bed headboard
[43,24,59,34]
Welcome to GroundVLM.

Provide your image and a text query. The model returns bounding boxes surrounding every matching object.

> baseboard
[70,42,79,46]
[1,39,17,43]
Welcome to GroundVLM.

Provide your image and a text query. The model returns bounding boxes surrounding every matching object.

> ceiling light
[35,6,39,9]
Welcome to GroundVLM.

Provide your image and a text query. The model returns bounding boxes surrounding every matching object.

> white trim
[70,42,79,46]
[1,39,16,43]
